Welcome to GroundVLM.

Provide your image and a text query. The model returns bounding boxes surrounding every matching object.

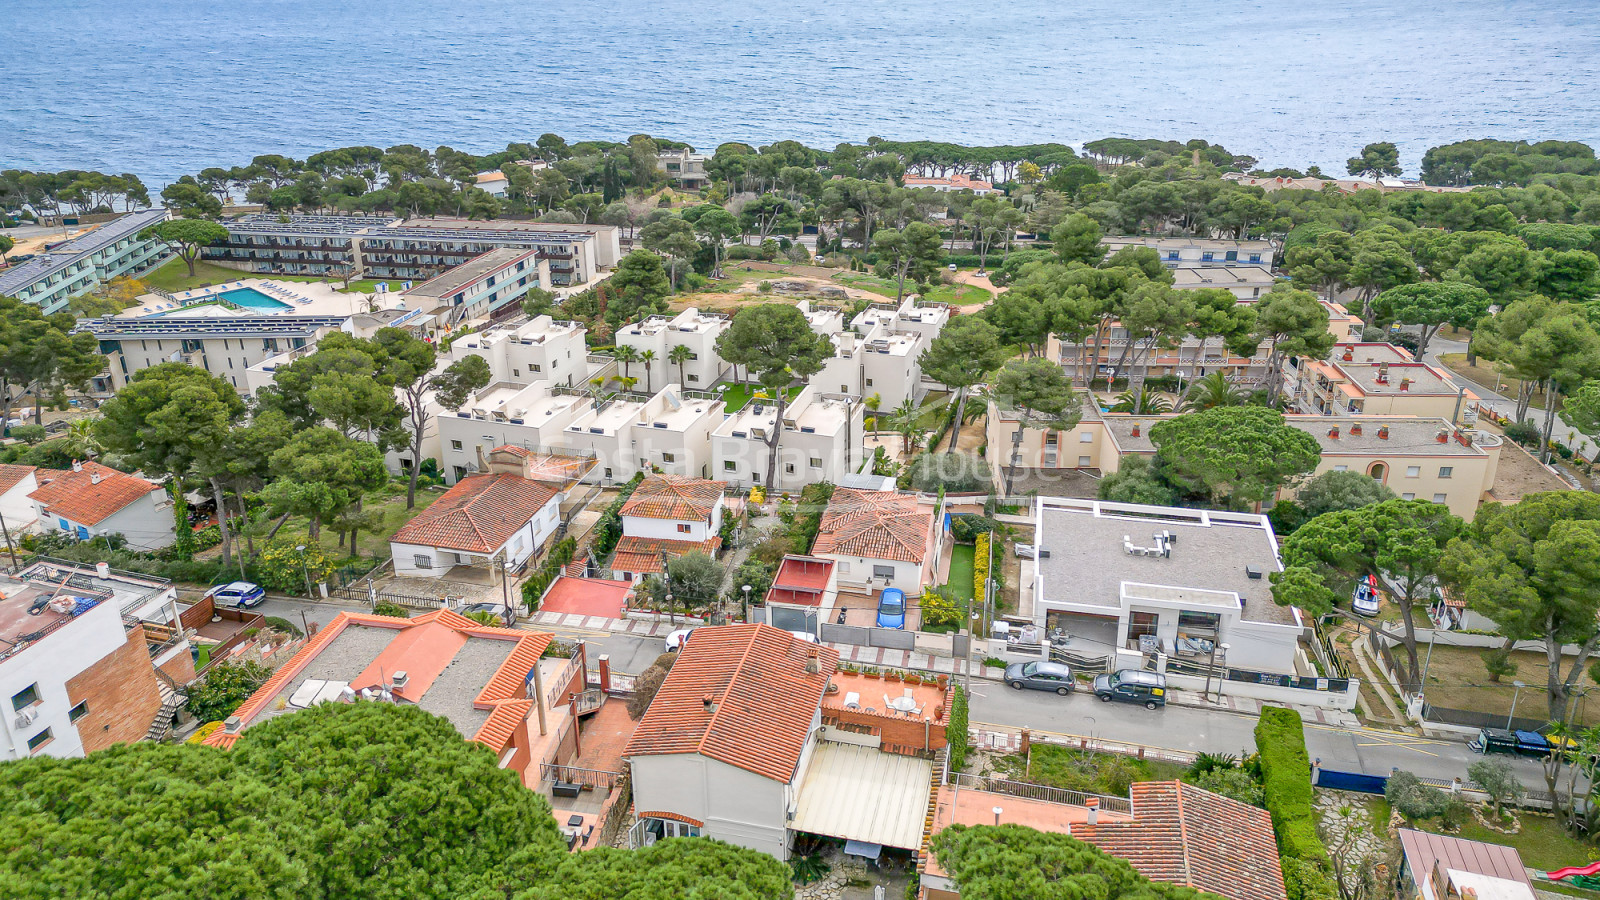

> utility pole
[0,508,17,570]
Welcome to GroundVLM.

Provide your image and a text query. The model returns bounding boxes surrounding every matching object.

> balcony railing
[944,771,1133,815]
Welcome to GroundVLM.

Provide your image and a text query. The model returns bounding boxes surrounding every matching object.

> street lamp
[1508,680,1527,730]
[741,584,752,622]
[295,544,313,598]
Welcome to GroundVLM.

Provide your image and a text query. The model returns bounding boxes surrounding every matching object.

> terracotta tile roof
[0,464,35,496]
[624,624,837,782]
[811,489,932,564]
[610,534,722,575]
[204,609,553,753]
[620,475,726,521]
[488,446,593,486]
[27,461,161,526]
[392,473,558,554]
[1073,781,1285,900]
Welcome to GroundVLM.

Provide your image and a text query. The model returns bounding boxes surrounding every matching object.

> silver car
[1004,660,1075,695]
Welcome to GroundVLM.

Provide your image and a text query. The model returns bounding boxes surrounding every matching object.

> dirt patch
[1480,423,1573,502]
[1415,642,1600,727]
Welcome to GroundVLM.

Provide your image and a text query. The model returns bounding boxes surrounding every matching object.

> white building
[712,387,866,493]
[624,624,836,859]
[614,307,731,390]
[1030,497,1303,675]
[810,489,938,597]
[0,465,41,538]
[1171,265,1279,300]
[389,466,564,578]
[398,248,550,327]
[1101,236,1275,268]
[436,381,592,484]
[29,461,176,552]
[610,475,727,581]
[558,385,723,486]
[448,315,590,387]
[0,209,171,314]
[0,562,182,760]
[808,296,951,411]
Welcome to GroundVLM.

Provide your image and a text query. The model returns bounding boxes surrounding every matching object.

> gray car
[1003,660,1075,695]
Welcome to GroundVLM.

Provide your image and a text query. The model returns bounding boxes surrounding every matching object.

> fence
[1313,767,1389,795]
[945,771,1134,816]
[539,762,621,792]
[1049,646,1111,674]
[820,622,918,651]
[1422,701,1548,733]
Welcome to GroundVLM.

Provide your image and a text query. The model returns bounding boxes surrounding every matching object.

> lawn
[264,479,444,562]
[922,283,990,306]
[1425,814,1599,872]
[913,393,951,430]
[833,272,900,298]
[944,543,975,602]
[719,383,802,413]
[141,258,383,295]
[1413,643,1600,727]
[994,745,1188,795]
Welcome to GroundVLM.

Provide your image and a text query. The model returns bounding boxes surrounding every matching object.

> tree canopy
[931,823,1222,900]
[1149,407,1320,509]
[714,304,831,489]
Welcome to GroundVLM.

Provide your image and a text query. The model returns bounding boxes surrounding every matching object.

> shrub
[185,660,272,723]
[945,683,969,771]
[1504,419,1540,447]
[1188,767,1265,807]
[950,513,1002,544]
[973,532,991,601]
[1282,856,1340,900]
[8,424,46,444]
[1256,706,1327,864]
[372,603,410,619]
[588,473,645,559]
[192,526,222,551]
[920,586,965,630]
[521,536,577,611]
[910,452,990,493]
[255,540,336,595]
[1386,769,1450,820]
[263,616,303,638]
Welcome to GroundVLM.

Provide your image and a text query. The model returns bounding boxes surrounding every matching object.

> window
[662,452,676,463]
[414,554,433,569]
[450,440,463,451]
[809,457,822,468]
[872,564,895,579]
[724,460,737,471]
[1405,466,1421,478]
[11,683,40,712]
[27,729,52,753]
[513,369,520,377]
[1333,465,1348,471]
[865,378,874,387]
[1433,493,1448,504]
[785,463,796,474]
[1044,433,1058,446]
[1201,252,1214,261]
[604,467,613,479]
[1078,455,1091,466]
[1166,251,1179,260]
[68,700,89,723]
[677,523,692,534]
[453,466,467,481]
[1079,432,1093,443]
[688,374,699,382]
[1438,466,1453,478]
[531,363,542,372]
[1402,492,1415,500]
[1249,253,1262,263]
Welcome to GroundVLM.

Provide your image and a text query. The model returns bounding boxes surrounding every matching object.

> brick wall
[157,648,196,686]
[65,624,164,754]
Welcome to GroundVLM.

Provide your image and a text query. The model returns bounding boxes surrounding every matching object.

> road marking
[1306,722,1448,757]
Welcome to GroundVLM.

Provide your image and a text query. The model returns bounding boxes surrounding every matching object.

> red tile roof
[610,534,721,575]
[27,461,161,526]
[204,609,553,753]
[767,555,835,607]
[489,446,594,485]
[620,475,726,521]
[1073,781,1285,900]
[392,473,558,554]
[811,489,932,563]
[624,624,837,782]
[0,464,35,496]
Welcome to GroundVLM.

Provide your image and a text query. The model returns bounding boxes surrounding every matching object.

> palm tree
[614,345,640,381]
[61,418,102,459]
[1179,372,1247,412]
[669,344,693,389]
[617,375,640,394]
[864,393,882,431]
[1110,389,1173,415]
[890,398,921,458]
[640,349,657,393]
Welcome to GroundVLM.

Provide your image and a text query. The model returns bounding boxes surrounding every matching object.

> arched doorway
[1367,462,1388,483]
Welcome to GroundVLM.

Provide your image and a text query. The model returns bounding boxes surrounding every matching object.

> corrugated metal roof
[790,742,932,850]
[1398,828,1531,886]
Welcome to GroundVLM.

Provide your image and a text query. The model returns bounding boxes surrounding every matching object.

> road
[1423,333,1596,464]
[249,595,1552,790]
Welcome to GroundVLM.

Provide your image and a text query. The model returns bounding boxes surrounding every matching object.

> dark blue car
[876,588,906,629]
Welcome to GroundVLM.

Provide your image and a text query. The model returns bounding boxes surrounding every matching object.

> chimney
[1130,423,1140,438]
[90,472,102,485]
[391,671,409,691]
[72,460,83,472]
[1086,797,1100,825]
[1436,429,1449,443]
[702,695,718,714]
[223,716,242,734]
[805,648,821,674]
[1342,346,1354,361]
[1378,425,1389,440]
[1350,423,1362,436]
[1377,361,1389,384]
[475,444,488,473]
[1328,426,1339,439]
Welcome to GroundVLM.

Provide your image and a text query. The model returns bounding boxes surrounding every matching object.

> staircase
[146,685,187,743]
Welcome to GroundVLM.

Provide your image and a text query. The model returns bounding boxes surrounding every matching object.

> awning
[843,840,883,859]
[790,742,932,850]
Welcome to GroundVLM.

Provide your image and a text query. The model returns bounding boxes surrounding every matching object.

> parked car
[1092,669,1167,709]
[664,628,695,651]
[460,602,511,625]
[1351,574,1382,617]
[1004,660,1075,695]
[1014,543,1037,559]
[876,588,906,629]
[789,631,819,644]
[204,581,266,609]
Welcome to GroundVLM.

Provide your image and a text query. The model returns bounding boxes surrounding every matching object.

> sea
[3,0,1600,186]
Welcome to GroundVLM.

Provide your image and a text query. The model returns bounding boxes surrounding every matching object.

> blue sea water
[3,0,1599,185]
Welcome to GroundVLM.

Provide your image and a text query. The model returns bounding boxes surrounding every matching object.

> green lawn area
[720,383,802,413]
[265,479,443,562]
[833,272,900,298]
[922,283,990,306]
[1425,815,1599,872]
[913,393,951,430]
[993,745,1188,795]
[141,258,383,295]
[944,543,976,602]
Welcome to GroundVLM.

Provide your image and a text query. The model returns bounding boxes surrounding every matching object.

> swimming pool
[218,287,291,311]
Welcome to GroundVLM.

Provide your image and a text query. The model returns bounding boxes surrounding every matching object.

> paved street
[1424,333,1596,464]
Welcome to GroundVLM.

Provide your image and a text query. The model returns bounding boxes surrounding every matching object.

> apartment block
[399,248,549,326]
[447,315,590,386]
[1286,343,1479,421]
[656,149,710,190]
[202,214,618,287]
[0,209,171,313]
[436,381,592,484]
[1171,264,1278,300]
[713,387,866,493]
[92,314,341,392]
[559,385,724,485]
[1101,235,1274,267]
[614,307,730,389]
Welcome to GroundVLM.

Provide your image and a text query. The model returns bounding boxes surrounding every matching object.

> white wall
[819,554,926,595]
[621,500,722,543]
[390,494,559,577]
[0,600,127,760]
[628,752,793,859]
[0,476,39,535]
[38,489,176,552]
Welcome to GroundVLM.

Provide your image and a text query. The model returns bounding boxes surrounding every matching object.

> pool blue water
[219,288,290,310]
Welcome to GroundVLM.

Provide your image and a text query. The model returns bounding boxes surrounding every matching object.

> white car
[664,628,694,652]
[1015,543,1037,559]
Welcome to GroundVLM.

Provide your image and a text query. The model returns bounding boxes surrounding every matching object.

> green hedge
[1256,706,1328,865]
[946,683,969,771]
[588,473,647,559]
[521,536,578,611]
